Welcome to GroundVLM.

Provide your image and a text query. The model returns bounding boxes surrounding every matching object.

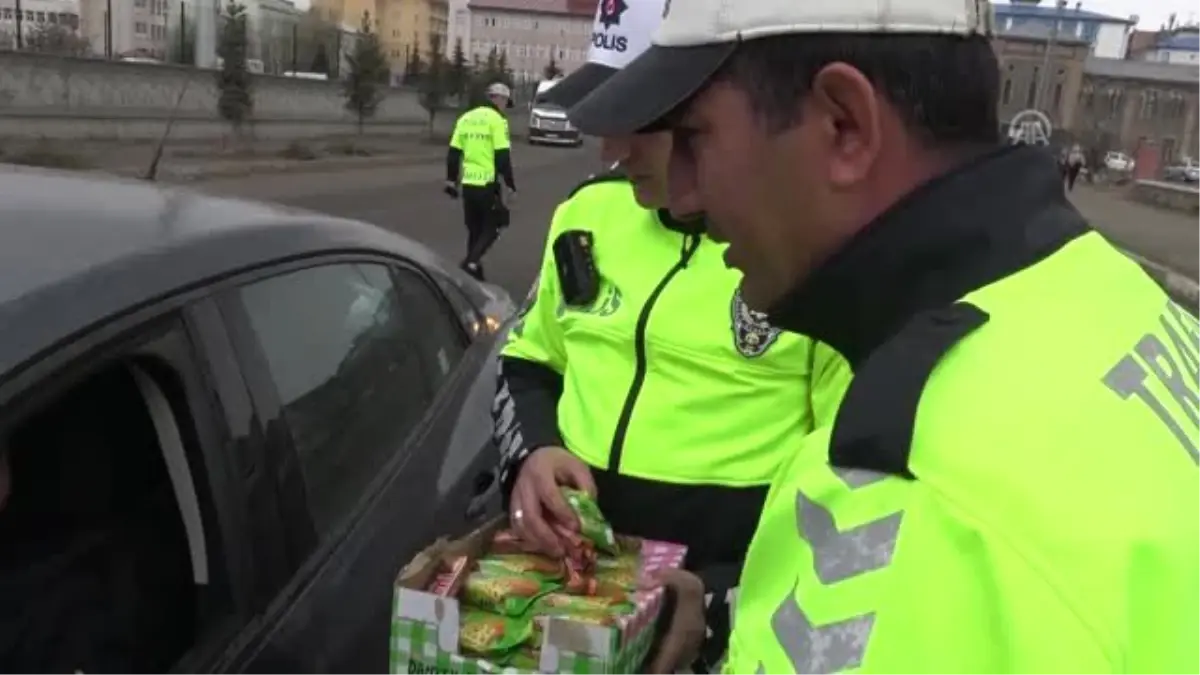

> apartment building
[466,0,592,82]
[310,0,375,28]
[79,0,169,57]
[380,0,447,73]
[446,0,465,57]
[311,0,445,79]
[0,0,82,48]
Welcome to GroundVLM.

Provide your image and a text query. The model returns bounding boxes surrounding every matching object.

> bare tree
[26,23,92,57]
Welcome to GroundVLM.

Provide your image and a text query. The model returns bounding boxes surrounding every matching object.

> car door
[211,254,503,673]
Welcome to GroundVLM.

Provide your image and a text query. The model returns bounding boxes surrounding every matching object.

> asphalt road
[191,148,1197,305]
[193,142,602,300]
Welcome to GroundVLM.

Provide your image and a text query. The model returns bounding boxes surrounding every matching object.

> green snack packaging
[499,646,541,671]
[477,553,565,580]
[595,558,639,591]
[462,569,559,617]
[562,488,618,554]
[532,591,635,618]
[459,609,535,658]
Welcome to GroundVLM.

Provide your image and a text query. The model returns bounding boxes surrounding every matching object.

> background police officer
[490,1,848,670]
[569,0,1200,672]
[445,82,517,281]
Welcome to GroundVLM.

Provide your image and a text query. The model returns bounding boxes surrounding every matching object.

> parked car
[1163,158,1200,183]
[527,79,583,147]
[1104,151,1135,173]
[0,168,515,673]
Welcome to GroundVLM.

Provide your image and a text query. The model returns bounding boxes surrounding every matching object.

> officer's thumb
[537,468,581,532]
[558,458,597,498]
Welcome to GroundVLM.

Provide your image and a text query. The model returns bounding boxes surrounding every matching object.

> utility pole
[15,0,22,49]
[105,0,114,58]
[180,1,187,63]
[1035,0,1068,116]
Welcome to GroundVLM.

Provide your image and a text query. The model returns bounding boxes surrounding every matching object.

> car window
[238,263,446,537]
[394,269,469,392]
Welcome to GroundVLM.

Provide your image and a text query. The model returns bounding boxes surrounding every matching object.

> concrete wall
[1132,179,1200,215]
[0,51,427,140]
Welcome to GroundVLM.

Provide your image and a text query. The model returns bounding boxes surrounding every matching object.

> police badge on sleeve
[731,289,781,358]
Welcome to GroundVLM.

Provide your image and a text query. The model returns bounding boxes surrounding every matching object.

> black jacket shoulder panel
[567,168,629,200]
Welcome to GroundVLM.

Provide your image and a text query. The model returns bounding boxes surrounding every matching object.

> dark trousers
[1066,163,1082,191]
[462,183,503,269]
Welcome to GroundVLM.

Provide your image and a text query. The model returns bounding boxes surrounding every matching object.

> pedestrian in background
[1066,143,1085,191]
[568,0,1200,670]
[445,82,517,281]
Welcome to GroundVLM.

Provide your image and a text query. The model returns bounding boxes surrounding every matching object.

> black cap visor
[568,41,736,136]
[540,62,618,109]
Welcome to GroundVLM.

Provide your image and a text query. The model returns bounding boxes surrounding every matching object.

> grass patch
[5,141,94,170]
[279,140,318,161]
[325,140,373,157]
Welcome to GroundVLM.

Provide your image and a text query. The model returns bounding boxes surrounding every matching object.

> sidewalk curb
[169,151,445,181]
[106,150,445,182]
[1122,248,1200,307]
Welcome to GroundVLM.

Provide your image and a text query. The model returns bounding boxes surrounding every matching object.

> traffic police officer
[490,0,849,669]
[568,0,1200,671]
[445,82,517,281]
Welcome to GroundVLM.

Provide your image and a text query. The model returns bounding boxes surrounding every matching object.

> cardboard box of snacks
[390,511,687,674]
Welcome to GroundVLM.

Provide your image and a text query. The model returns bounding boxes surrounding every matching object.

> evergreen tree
[406,40,424,84]
[418,35,449,137]
[343,10,390,134]
[495,50,511,85]
[216,1,253,136]
[311,41,330,74]
[449,37,469,103]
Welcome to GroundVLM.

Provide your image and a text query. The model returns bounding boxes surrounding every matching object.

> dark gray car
[0,168,513,673]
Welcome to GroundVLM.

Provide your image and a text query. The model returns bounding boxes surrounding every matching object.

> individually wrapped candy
[477,553,565,580]
[562,488,618,554]
[458,609,535,658]
[499,645,541,671]
[427,555,471,597]
[490,528,543,555]
[532,591,634,617]
[462,569,559,617]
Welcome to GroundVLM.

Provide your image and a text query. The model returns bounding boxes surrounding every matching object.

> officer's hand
[504,188,517,206]
[642,569,707,674]
[443,181,459,199]
[510,446,596,557]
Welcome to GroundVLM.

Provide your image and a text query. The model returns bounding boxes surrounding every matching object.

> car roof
[0,166,453,379]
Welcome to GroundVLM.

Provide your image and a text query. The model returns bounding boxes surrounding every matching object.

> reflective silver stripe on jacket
[762,467,903,673]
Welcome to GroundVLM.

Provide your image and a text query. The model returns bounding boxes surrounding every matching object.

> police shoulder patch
[567,166,630,199]
[731,288,782,358]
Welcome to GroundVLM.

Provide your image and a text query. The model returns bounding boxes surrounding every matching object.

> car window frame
[0,305,256,673]
[211,253,478,577]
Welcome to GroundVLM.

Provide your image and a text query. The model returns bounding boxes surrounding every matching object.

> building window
[1053,82,1063,110]
[1107,88,1123,119]
[135,0,147,7]
[1002,78,1014,105]
[1026,66,1040,108]
[135,21,147,34]
[1140,89,1159,120]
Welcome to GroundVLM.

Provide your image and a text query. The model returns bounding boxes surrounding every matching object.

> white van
[527,79,582,147]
